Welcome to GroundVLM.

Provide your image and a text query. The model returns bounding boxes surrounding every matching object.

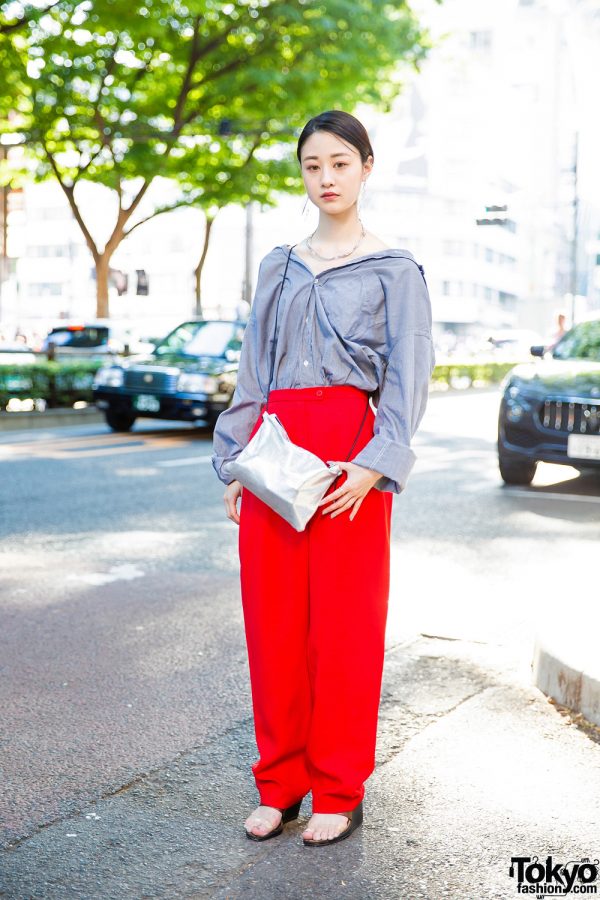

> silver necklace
[306,220,366,261]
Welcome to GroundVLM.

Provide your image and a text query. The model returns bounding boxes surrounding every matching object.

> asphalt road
[1,389,599,899]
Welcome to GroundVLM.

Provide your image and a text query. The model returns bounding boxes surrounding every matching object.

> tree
[0,0,441,318]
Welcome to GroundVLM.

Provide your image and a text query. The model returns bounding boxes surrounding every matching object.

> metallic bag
[228,244,370,532]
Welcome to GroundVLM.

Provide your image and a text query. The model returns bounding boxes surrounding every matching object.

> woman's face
[299,130,373,214]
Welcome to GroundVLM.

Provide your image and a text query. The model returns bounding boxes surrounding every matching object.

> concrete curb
[0,407,104,432]
[532,618,600,727]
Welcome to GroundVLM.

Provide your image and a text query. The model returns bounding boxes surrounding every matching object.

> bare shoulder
[363,231,393,252]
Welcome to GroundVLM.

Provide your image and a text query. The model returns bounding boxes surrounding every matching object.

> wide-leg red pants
[238,385,393,814]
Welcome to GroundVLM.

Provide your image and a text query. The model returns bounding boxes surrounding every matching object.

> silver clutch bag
[228,243,370,533]
[228,410,344,532]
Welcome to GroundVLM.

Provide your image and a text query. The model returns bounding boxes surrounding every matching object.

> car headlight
[506,403,525,422]
[93,366,124,388]
[177,373,218,393]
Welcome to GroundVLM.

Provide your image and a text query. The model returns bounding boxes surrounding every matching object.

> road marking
[66,564,146,586]
[0,432,198,460]
[157,457,211,467]
[502,488,600,504]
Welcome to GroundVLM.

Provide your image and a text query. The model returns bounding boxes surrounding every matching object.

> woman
[211,109,435,847]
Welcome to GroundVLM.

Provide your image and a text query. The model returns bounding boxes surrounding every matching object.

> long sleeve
[210,251,281,486]
[350,259,436,494]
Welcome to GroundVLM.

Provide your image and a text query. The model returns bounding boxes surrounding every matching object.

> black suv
[498,317,600,484]
[92,318,245,431]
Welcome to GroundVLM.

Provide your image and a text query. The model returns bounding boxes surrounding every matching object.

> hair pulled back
[296,110,374,165]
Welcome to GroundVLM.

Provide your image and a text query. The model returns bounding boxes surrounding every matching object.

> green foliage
[1,1,440,208]
[430,362,519,388]
[0,358,512,411]
[0,359,102,407]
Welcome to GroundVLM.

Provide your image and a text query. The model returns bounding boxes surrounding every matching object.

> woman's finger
[329,494,357,519]
[318,486,343,506]
[321,490,353,515]
[224,492,241,524]
[349,495,365,522]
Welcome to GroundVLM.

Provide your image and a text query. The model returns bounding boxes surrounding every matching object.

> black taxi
[92,318,245,431]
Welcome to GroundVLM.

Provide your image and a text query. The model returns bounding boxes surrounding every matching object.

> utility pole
[569,129,578,327]
[243,200,254,307]
[0,142,8,321]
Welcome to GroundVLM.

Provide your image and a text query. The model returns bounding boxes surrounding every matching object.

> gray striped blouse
[211,244,436,494]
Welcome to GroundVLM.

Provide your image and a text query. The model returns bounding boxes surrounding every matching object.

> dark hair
[296,110,374,166]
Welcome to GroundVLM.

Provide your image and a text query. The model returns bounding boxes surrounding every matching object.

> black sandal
[302,800,363,847]
[245,798,304,842]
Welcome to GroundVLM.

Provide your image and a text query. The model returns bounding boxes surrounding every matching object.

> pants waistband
[267,385,370,403]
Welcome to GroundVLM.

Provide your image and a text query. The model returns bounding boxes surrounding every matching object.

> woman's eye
[305,163,347,171]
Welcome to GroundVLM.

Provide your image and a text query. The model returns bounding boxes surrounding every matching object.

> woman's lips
[321,193,339,200]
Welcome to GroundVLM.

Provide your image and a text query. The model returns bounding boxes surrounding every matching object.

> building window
[470,30,492,50]
[28,283,63,297]
[443,240,466,256]
[26,246,69,258]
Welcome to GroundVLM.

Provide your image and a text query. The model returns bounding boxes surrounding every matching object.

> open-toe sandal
[302,800,364,847]
[245,798,303,842]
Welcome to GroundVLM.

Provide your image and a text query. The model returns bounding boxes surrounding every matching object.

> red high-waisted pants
[238,385,393,814]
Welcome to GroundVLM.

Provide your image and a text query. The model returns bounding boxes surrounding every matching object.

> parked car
[484,328,545,361]
[92,318,245,431]
[42,321,156,357]
[498,316,600,484]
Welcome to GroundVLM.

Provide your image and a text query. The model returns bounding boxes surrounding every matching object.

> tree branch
[43,143,99,261]
[171,14,204,136]
[0,1,59,35]
[123,198,201,237]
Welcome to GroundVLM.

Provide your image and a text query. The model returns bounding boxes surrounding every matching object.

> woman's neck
[309,208,363,250]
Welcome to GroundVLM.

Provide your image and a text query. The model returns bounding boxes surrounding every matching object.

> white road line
[502,488,600,504]
[157,456,211,467]
[66,564,146,586]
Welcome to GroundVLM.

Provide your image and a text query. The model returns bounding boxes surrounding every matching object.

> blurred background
[2,4,600,891]
[1,0,599,358]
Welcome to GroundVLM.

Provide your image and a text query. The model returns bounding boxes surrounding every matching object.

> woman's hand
[318,462,383,521]
[224,480,243,525]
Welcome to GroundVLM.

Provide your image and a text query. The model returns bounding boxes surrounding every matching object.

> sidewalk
[2,635,599,899]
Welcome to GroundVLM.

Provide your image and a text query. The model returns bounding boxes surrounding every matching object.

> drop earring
[358,180,366,210]
[301,193,309,216]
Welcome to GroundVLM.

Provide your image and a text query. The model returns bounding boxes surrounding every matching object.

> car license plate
[567,433,600,460]
[134,394,160,412]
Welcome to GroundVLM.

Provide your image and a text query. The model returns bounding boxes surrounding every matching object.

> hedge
[0,358,522,411]
[0,360,104,409]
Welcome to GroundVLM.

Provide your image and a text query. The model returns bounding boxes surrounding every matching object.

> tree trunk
[96,253,111,318]
[194,212,216,317]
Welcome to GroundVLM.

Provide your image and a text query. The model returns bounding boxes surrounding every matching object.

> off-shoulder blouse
[211,243,436,494]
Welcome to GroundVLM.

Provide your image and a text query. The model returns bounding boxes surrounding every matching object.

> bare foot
[302,812,350,841]
[244,804,283,837]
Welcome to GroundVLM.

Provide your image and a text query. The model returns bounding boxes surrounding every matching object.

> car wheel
[105,410,136,432]
[498,452,537,485]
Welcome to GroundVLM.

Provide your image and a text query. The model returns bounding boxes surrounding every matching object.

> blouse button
[314,278,319,284]
[303,359,309,367]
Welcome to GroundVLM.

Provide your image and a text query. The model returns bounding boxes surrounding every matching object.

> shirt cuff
[350,433,417,495]
[211,455,238,486]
